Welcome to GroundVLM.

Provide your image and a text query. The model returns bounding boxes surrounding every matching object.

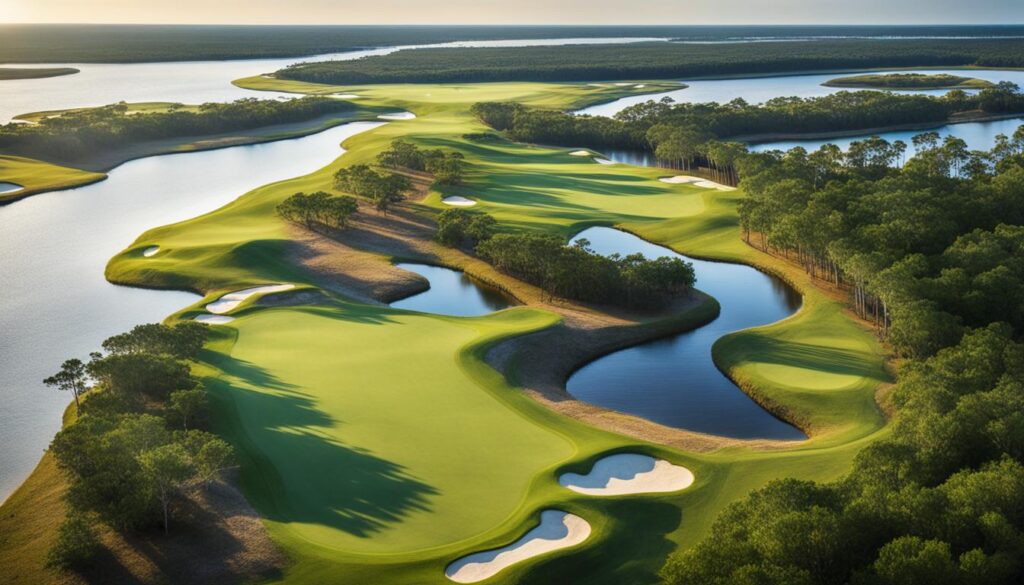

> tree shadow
[732,333,887,381]
[209,354,439,540]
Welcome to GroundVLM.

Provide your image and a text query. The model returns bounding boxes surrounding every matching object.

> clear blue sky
[3,0,1022,25]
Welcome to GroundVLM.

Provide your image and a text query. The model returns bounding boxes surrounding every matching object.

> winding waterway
[567,228,804,440]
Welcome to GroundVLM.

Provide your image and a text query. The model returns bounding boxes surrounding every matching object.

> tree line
[276,38,1024,85]
[472,83,1024,186]
[662,130,1024,585]
[0,97,359,163]
[436,208,696,310]
[376,139,467,186]
[41,322,233,570]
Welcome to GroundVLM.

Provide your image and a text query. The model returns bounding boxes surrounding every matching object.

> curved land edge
[0,67,79,80]
[733,110,1023,143]
[822,73,994,90]
[0,104,391,205]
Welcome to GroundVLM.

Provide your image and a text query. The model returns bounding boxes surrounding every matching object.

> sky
[1,0,1022,25]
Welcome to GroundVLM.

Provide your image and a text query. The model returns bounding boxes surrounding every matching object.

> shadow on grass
[725,333,886,381]
[210,354,438,540]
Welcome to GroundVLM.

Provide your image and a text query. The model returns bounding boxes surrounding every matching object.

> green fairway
[95,78,892,583]
[0,155,105,203]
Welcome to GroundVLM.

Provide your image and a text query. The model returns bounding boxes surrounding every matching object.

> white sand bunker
[634,84,646,88]
[330,93,360,99]
[613,82,632,86]
[659,175,735,191]
[142,246,160,257]
[445,510,591,583]
[594,157,614,165]
[206,284,295,315]
[378,111,416,120]
[442,196,477,207]
[194,314,235,325]
[0,182,24,194]
[569,150,592,157]
[559,453,694,496]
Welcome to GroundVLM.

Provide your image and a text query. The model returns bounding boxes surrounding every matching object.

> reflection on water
[390,263,513,317]
[566,227,804,440]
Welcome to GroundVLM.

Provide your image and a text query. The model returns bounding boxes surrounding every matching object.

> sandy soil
[559,453,694,496]
[445,510,591,583]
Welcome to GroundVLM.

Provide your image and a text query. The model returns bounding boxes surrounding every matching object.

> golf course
[17,76,884,583]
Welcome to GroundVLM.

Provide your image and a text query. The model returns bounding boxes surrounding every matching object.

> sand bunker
[206,284,295,315]
[613,83,632,86]
[442,196,477,207]
[142,246,160,257]
[659,175,736,191]
[0,182,24,194]
[594,157,614,165]
[194,314,235,325]
[445,510,591,583]
[330,93,360,99]
[569,150,592,156]
[559,453,694,496]
[634,84,646,88]
[378,111,417,120]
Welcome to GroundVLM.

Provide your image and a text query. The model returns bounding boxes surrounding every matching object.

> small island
[0,67,80,81]
[823,72,994,90]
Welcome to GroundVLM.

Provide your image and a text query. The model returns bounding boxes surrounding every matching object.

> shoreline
[734,111,1024,143]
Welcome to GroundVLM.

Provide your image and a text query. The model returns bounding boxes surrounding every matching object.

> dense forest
[662,132,1024,585]
[278,38,1024,85]
[6,25,1023,63]
[42,323,232,569]
[437,209,696,310]
[0,97,358,164]
[472,83,1024,184]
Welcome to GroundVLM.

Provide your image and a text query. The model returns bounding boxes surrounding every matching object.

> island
[0,67,80,81]
[823,72,995,89]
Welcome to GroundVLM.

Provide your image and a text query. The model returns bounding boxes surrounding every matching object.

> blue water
[390,263,514,317]
[566,228,805,440]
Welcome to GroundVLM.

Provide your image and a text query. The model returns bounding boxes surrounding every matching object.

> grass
[4,78,890,584]
[0,155,105,204]
[822,72,995,89]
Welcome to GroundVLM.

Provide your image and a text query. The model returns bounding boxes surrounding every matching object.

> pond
[565,227,805,440]
[390,263,514,317]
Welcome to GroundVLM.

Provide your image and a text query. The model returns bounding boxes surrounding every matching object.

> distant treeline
[8,25,1024,63]
[0,97,357,164]
[278,39,1024,84]
[472,83,1024,184]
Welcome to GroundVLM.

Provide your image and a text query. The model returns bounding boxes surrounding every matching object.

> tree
[43,358,89,410]
[871,537,958,585]
[138,443,193,534]
[46,510,99,570]
[167,387,207,430]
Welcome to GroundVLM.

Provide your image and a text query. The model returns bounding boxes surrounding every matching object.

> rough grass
[6,78,890,584]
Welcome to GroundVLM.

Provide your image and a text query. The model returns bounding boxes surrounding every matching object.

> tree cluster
[476,232,695,310]
[0,97,357,163]
[663,132,1024,585]
[43,322,233,569]
[277,191,358,230]
[435,208,497,248]
[376,139,467,186]
[333,164,411,214]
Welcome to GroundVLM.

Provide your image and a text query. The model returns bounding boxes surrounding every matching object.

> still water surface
[390,263,514,317]
[566,227,805,440]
